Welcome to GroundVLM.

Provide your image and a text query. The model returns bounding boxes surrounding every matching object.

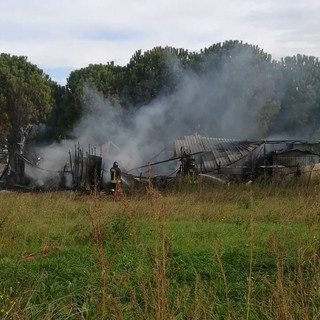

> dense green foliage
[0,184,319,319]
[1,40,320,143]
[0,54,53,144]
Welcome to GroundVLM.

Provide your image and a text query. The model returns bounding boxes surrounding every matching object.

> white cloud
[1,0,320,84]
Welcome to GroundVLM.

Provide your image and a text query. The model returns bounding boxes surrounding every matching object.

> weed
[0,183,319,318]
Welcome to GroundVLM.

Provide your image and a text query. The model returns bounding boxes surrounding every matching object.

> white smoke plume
[31,47,279,184]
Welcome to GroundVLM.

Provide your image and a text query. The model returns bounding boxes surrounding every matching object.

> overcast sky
[1,0,320,85]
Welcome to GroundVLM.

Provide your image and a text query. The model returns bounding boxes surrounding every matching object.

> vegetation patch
[0,183,319,319]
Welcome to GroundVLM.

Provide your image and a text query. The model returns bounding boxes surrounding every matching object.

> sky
[1,0,320,85]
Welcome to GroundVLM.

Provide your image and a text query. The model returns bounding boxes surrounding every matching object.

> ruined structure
[2,134,320,191]
[172,134,320,181]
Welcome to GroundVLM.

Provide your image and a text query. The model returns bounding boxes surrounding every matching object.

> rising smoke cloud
[32,47,277,183]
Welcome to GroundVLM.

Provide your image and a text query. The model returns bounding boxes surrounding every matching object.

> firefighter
[187,158,198,183]
[110,161,121,193]
[177,151,198,183]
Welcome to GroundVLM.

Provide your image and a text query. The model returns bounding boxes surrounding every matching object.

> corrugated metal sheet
[174,134,262,172]
[272,150,320,167]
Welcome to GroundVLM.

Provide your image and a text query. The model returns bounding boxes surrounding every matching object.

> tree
[270,54,320,137]
[0,53,53,163]
[62,63,123,128]
[123,47,185,107]
[37,82,75,141]
[189,41,280,138]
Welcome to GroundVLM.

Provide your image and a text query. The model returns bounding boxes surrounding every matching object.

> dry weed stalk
[146,177,171,320]
[213,243,231,320]
[266,233,291,319]
[246,210,254,320]
[86,187,122,319]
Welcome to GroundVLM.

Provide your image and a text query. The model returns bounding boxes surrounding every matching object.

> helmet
[113,161,118,167]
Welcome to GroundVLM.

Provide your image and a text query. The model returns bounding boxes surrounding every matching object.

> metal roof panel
[174,134,262,172]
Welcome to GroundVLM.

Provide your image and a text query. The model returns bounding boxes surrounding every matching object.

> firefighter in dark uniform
[110,161,121,193]
[187,157,198,183]
[177,150,198,183]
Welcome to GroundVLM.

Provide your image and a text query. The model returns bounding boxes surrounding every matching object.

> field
[0,181,320,319]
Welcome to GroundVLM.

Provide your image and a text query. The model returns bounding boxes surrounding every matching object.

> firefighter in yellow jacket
[110,161,121,193]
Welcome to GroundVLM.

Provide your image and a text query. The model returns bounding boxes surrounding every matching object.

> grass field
[0,181,319,319]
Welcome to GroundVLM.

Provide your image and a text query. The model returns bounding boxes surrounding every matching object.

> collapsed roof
[174,134,263,172]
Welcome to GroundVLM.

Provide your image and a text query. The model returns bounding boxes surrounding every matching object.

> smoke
[31,46,282,184]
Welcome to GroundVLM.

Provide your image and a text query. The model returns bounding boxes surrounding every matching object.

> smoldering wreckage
[1,133,320,193]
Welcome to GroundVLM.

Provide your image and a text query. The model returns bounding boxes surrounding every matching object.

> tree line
[1,40,320,151]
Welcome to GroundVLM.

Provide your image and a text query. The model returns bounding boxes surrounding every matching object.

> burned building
[128,133,320,184]
[174,134,262,177]
[0,143,105,191]
[2,133,320,191]
[172,134,320,181]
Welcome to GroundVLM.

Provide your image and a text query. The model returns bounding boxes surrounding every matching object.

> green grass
[0,183,319,319]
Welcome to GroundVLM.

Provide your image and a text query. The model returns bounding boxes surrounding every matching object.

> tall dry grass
[0,180,319,319]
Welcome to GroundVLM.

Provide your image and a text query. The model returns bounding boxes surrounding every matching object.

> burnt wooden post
[88,155,102,190]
